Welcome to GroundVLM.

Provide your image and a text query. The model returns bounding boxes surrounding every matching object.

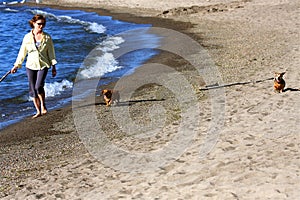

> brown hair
[29,14,46,28]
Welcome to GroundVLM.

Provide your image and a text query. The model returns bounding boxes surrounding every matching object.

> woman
[11,14,57,118]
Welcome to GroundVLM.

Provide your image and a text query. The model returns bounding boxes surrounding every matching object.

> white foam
[1,0,29,5]
[44,79,73,98]
[7,1,18,4]
[80,53,122,79]
[79,36,125,79]
[4,8,19,12]
[98,36,124,52]
[86,22,106,34]
[26,79,72,101]
[31,10,106,34]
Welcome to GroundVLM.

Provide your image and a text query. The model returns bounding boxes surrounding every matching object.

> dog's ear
[102,90,106,94]
[281,72,286,76]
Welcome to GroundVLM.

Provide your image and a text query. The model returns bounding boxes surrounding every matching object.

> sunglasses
[37,22,45,26]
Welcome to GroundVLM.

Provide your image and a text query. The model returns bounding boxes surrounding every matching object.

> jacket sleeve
[14,36,28,68]
[47,36,57,66]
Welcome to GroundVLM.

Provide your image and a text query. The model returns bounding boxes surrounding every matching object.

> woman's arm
[13,35,28,69]
[47,35,57,66]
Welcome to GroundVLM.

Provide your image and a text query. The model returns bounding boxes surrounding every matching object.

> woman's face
[34,20,45,31]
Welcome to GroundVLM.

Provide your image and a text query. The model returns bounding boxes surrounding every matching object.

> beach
[0,0,299,199]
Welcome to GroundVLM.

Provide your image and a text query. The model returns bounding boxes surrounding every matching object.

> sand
[0,0,299,199]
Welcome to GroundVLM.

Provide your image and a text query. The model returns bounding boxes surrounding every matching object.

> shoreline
[1,0,299,198]
[0,2,194,144]
[0,3,201,196]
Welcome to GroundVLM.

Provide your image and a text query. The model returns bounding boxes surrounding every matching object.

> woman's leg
[32,97,41,118]
[36,68,48,115]
[26,68,41,118]
[38,93,47,114]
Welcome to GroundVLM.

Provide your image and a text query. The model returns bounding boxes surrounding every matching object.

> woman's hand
[52,65,57,77]
[11,66,18,74]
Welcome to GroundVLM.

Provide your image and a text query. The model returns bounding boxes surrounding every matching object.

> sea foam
[31,9,106,34]
[45,79,73,98]
[79,36,125,79]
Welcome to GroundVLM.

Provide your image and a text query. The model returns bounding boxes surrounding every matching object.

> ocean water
[0,1,160,129]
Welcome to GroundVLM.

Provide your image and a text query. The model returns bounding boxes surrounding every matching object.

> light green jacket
[14,31,57,70]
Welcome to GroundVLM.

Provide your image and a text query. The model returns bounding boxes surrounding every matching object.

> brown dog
[274,72,286,93]
[101,89,120,106]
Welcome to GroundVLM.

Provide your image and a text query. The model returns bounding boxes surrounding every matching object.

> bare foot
[42,109,47,115]
[32,113,41,119]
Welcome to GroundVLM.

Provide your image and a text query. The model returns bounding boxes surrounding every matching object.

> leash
[0,71,11,83]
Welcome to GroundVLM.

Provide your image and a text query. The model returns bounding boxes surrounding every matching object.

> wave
[98,36,125,52]
[30,9,106,34]
[3,7,18,12]
[79,36,125,79]
[77,28,161,80]
[16,79,73,102]
[1,0,25,4]
[79,52,122,79]
[2,1,18,4]
[45,79,73,98]
[1,6,107,34]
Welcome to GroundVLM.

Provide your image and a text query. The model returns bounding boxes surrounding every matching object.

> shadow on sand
[95,98,165,107]
[199,77,274,91]
[199,77,300,93]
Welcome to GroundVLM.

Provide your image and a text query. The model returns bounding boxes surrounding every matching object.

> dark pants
[26,68,48,98]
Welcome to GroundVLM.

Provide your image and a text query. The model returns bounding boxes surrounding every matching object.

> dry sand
[0,0,299,199]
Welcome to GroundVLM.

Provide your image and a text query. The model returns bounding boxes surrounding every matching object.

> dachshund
[101,89,120,106]
[274,72,286,93]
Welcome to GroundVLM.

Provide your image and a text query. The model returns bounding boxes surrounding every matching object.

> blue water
[0,1,160,129]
